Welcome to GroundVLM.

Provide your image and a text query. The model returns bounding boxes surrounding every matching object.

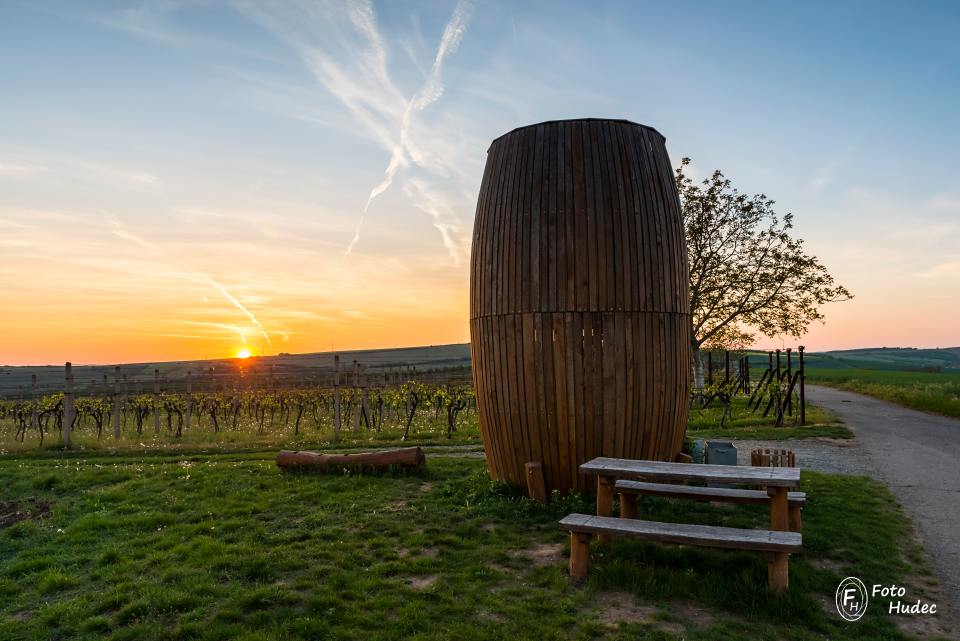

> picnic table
[580,456,801,533]
[560,456,804,593]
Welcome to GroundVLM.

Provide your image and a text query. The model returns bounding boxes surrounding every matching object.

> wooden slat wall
[470,119,691,495]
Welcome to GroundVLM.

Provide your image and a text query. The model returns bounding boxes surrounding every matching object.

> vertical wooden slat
[552,314,570,492]
[521,313,543,475]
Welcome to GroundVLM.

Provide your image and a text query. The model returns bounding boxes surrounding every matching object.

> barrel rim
[489,118,665,149]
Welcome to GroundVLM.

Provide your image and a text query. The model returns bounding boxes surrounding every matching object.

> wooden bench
[615,480,806,531]
[560,514,802,593]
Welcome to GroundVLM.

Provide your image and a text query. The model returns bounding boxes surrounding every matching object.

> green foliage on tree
[677,158,852,393]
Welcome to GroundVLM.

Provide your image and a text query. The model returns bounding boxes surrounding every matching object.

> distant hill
[717,346,960,374]
[807,347,960,372]
[0,344,472,398]
[5,342,958,397]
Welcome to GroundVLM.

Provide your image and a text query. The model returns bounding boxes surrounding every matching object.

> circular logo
[836,577,869,621]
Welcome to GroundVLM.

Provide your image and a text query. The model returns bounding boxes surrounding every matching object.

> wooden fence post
[352,360,360,433]
[185,371,193,432]
[63,362,73,449]
[31,374,38,436]
[333,354,341,440]
[798,346,806,425]
[360,365,368,431]
[785,348,793,416]
[113,367,122,438]
[153,369,161,433]
[525,462,547,503]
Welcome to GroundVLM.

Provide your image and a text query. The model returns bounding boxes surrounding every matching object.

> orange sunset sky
[2,2,958,365]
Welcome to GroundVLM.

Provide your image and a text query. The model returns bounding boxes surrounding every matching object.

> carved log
[276,446,426,471]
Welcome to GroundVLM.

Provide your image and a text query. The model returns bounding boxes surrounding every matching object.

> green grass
[687,396,852,441]
[0,453,945,640]
[806,368,960,419]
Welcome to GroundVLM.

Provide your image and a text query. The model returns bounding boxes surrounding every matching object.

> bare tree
[677,158,852,397]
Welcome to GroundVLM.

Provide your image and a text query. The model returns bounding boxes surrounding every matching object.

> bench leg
[768,487,789,532]
[767,552,789,594]
[569,532,591,579]
[596,475,615,544]
[789,505,802,532]
[619,493,637,519]
[768,487,791,594]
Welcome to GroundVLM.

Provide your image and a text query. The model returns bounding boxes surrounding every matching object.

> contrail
[403,178,467,266]
[110,225,273,348]
[342,0,470,261]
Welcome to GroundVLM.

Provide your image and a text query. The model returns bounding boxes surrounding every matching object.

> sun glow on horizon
[235,347,252,359]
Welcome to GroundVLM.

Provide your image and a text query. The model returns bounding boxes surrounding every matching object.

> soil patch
[0,498,50,529]
[405,574,438,590]
[592,591,659,627]
[510,541,564,568]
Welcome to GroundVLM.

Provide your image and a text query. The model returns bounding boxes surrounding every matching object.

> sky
[1,1,959,365]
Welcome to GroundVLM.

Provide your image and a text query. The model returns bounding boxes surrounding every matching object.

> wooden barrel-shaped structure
[469,118,690,496]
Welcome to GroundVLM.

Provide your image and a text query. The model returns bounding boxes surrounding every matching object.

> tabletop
[580,457,800,488]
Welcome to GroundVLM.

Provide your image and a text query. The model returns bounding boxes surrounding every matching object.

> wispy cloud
[915,258,960,279]
[928,195,960,211]
[110,221,273,347]
[0,162,46,178]
[808,144,856,192]
[0,149,158,188]
[361,0,470,212]
[347,0,471,261]
[403,178,470,266]
[236,0,473,262]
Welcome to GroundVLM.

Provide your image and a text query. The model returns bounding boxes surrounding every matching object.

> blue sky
[1,1,959,363]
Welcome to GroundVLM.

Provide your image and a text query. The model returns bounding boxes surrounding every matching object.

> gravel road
[730,435,874,475]
[724,385,960,626]
[806,384,960,623]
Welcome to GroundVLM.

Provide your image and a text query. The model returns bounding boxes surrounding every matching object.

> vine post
[352,360,360,433]
[333,354,341,441]
[798,346,806,425]
[360,365,369,431]
[31,374,38,434]
[153,369,161,433]
[113,367,121,438]
[185,371,193,432]
[786,348,793,416]
[63,361,74,449]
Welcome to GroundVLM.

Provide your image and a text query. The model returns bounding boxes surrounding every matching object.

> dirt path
[805,384,960,624]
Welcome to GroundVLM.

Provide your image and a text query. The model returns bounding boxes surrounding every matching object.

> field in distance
[0,344,472,395]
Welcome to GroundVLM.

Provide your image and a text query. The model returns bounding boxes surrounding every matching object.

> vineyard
[0,357,477,452]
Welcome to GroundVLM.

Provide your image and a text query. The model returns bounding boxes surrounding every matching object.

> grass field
[806,368,960,419]
[0,452,948,641]
[686,396,851,441]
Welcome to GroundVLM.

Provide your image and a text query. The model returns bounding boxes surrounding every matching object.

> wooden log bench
[560,514,803,594]
[615,480,806,532]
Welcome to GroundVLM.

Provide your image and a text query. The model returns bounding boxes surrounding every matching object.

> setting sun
[236,347,252,359]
